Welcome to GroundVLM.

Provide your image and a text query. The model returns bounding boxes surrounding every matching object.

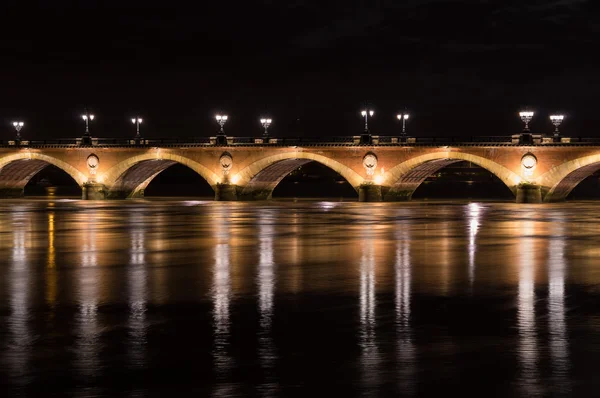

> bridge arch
[0,152,87,197]
[101,153,220,199]
[382,152,521,201]
[540,154,600,202]
[235,152,364,200]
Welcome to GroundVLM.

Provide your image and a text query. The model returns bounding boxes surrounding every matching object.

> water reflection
[288,211,302,294]
[46,213,57,308]
[395,225,415,395]
[150,211,168,304]
[128,210,148,369]
[517,219,540,395]
[0,201,592,395]
[257,209,278,396]
[76,210,100,378]
[7,211,31,385]
[548,216,571,393]
[212,208,234,397]
[359,227,380,390]
[467,203,482,288]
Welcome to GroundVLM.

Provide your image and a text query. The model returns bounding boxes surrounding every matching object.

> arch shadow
[237,153,363,201]
[102,153,220,199]
[0,153,87,198]
[382,152,521,201]
[542,158,600,202]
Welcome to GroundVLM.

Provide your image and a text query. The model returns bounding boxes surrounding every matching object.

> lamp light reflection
[517,219,541,396]
[76,211,99,377]
[8,212,31,382]
[257,210,277,393]
[46,213,57,310]
[548,217,571,393]
[395,222,415,394]
[359,228,380,390]
[210,208,237,398]
[128,210,148,368]
[467,203,482,289]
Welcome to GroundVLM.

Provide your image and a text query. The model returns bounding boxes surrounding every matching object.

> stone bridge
[2,134,600,203]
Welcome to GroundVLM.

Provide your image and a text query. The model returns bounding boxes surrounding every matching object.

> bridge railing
[571,137,600,143]
[229,136,356,145]
[400,136,514,144]
[2,135,600,147]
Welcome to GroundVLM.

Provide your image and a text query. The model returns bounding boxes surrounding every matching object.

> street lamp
[260,118,272,137]
[396,113,410,136]
[12,121,24,141]
[81,112,95,137]
[550,115,564,141]
[519,111,534,131]
[216,114,228,135]
[131,117,143,140]
[360,109,374,132]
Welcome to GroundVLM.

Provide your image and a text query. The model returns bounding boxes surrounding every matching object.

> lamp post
[519,111,534,131]
[260,118,272,138]
[360,109,374,132]
[12,121,24,142]
[215,114,228,145]
[550,115,564,142]
[216,114,228,135]
[81,111,95,136]
[396,113,410,136]
[131,117,143,141]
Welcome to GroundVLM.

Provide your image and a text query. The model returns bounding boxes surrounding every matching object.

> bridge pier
[82,183,107,200]
[516,184,542,203]
[214,183,238,201]
[358,183,382,202]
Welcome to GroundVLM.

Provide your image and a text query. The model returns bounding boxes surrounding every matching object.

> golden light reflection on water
[517,218,541,396]
[76,210,100,378]
[395,224,415,394]
[359,227,380,390]
[150,211,168,305]
[0,201,593,394]
[467,203,482,289]
[7,211,31,383]
[45,212,58,319]
[287,211,302,294]
[128,210,148,368]
[548,217,571,394]
[257,210,278,395]
[212,207,232,372]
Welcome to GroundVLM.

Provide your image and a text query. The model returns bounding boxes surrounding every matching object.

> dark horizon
[2,1,599,139]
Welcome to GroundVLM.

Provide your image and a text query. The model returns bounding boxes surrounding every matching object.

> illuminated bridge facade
[2,134,600,203]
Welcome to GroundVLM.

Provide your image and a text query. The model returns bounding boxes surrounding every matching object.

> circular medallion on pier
[521,153,537,170]
[87,154,99,175]
[363,153,378,176]
[220,152,233,175]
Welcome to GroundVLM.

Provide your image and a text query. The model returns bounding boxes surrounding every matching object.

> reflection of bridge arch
[540,154,600,202]
[102,153,220,199]
[236,152,363,200]
[0,153,87,197]
[383,152,521,201]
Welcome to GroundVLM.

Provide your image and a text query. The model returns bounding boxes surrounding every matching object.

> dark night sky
[1,0,599,139]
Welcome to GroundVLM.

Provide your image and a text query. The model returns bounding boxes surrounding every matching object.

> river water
[0,199,599,396]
